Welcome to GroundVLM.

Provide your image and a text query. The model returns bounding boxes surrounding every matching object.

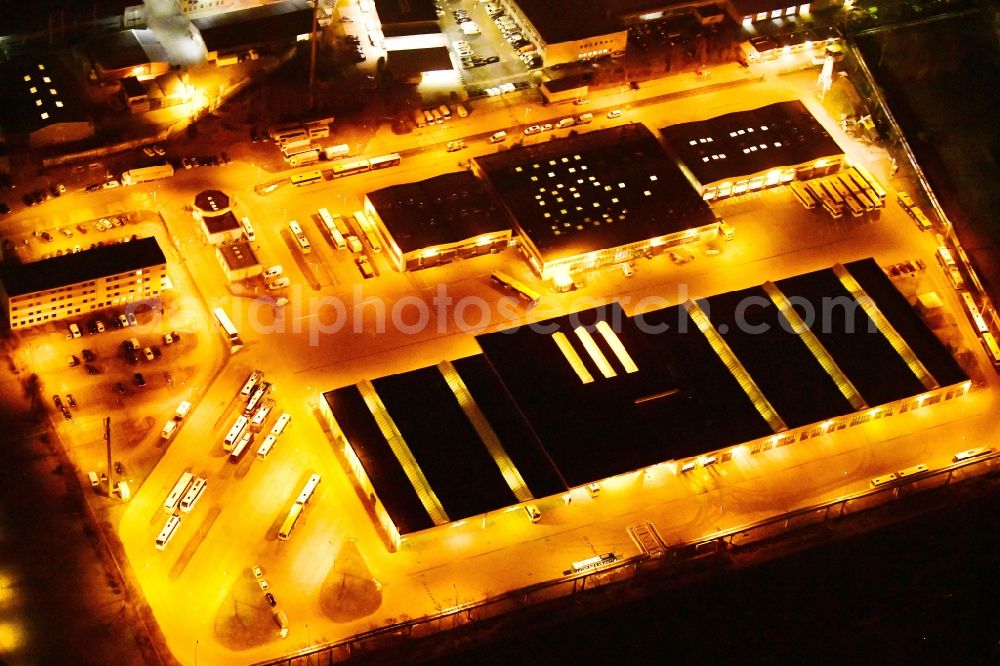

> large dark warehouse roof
[659,100,844,186]
[323,258,967,535]
[193,0,313,54]
[515,0,624,43]
[474,124,716,265]
[368,172,512,254]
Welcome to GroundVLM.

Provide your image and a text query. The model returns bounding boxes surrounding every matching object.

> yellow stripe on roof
[552,331,594,383]
[574,326,617,379]
[438,361,533,503]
[833,264,939,390]
[685,300,788,433]
[762,281,868,411]
[357,379,450,526]
[596,320,639,373]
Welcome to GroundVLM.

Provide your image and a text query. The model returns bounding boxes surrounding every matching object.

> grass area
[319,540,382,622]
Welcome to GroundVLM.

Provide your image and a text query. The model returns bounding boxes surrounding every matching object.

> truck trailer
[121,164,175,186]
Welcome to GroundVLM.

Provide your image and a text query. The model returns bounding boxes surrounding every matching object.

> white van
[556,117,575,129]
[267,277,290,290]
[524,504,541,523]
[174,401,191,420]
[161,420,177,440]
[88,471,100,488]
[69,323,82,338]
[264,265,283,279]
[489,131,507,143]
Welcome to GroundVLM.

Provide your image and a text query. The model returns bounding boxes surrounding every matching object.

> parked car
[669,250,694,265]
[143,347,155,361]
[127,312,137,326]
[523,125,543,135]
[356,255,375,279]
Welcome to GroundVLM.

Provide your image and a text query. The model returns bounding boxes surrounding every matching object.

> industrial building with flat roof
[473,123,719,279]
[660,100,845,200]
[216,241,261,282]
[0,237,168,330]
[192,0,313,59]
[0,59,94,148]
[364,172,513,271]
[88,29,171,81]
[319,258,968,549]
[502,0,628,66]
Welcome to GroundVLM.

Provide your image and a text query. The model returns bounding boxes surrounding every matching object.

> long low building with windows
[0,237,168,330]
[473,123,719,280]
[319,258,969,550]
[660,99,845,201]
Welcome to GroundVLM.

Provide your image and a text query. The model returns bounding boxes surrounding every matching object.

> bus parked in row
[245,382,272,416]
[213,307,239,342]
[231,431,253,461]
[179,477,207,513]
[318,208,346,249]
[289,220,312,254]
[278,503,303,540]
[223,415,249,451]
[240,370,263,398]
[296,474,321,505]
[164,472,193,513]
[490,271,541,306]
[353,210,382,254]
[156,515,181,550]
[291,170,323,187]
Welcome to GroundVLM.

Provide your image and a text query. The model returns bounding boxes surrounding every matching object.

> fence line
[255,451,1000,665]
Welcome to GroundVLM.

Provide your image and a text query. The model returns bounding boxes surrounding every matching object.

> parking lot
[440,1,540,94]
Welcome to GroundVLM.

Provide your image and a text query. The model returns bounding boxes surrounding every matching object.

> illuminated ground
[3,61,999,665]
